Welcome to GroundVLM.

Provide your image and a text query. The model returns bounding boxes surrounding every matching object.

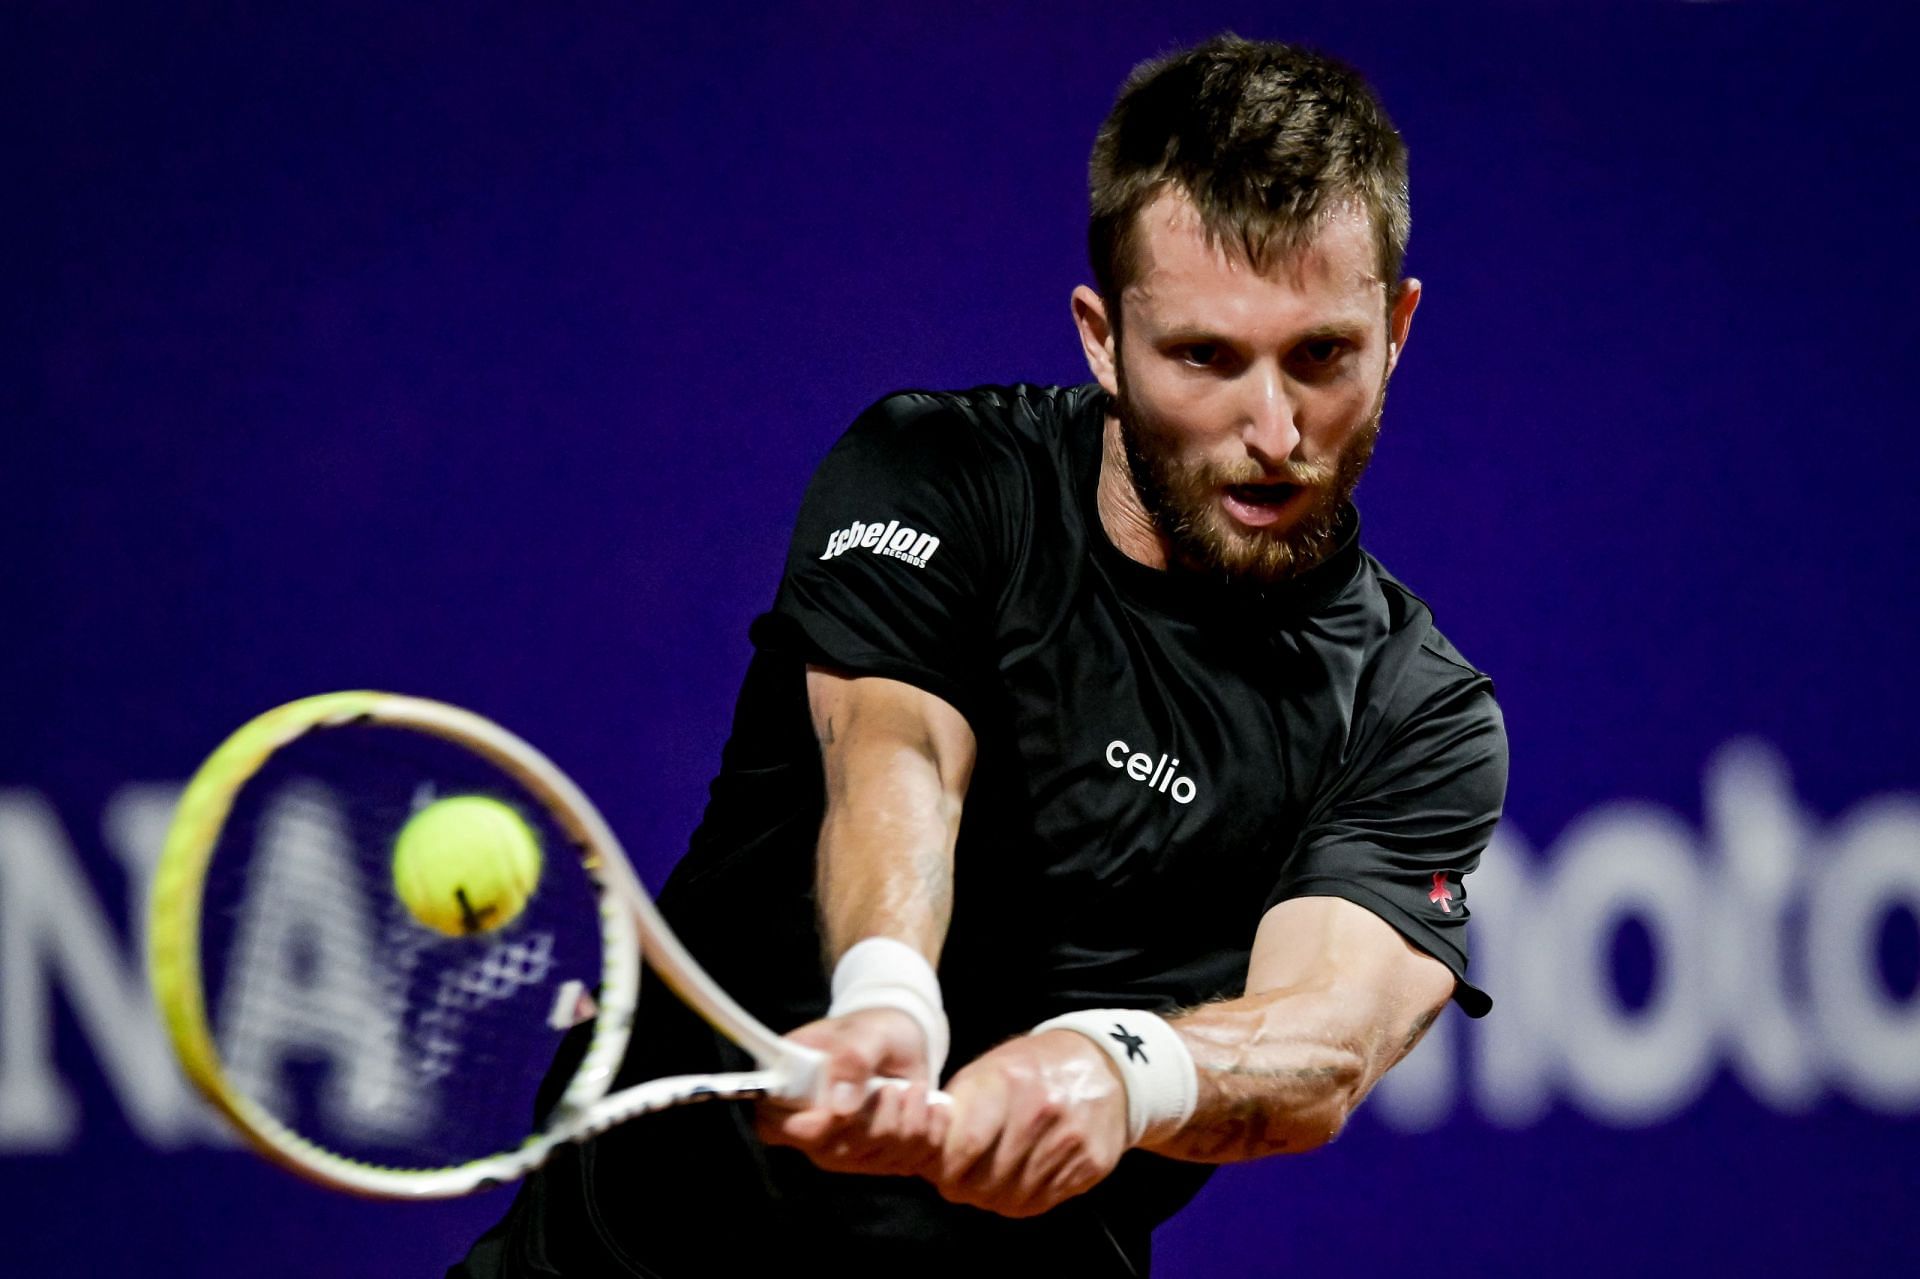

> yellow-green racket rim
[150,691,386,1135]
[148,690,650,1198]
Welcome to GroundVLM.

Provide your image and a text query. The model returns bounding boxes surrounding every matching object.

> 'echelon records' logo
[820,517,942,569]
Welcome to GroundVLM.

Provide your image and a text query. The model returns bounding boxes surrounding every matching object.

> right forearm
[805,669,974,965]
[815,735,959,961]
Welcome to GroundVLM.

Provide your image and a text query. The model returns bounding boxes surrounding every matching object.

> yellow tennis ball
[392,795,543,937]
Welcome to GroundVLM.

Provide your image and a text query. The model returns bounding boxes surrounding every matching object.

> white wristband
[828,937,949,1079]
[1031,1009,1198,1146]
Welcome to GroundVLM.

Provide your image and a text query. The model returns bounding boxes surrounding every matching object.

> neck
[1096,411,1172,570]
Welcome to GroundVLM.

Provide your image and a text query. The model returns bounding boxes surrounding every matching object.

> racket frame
[150,691,825,1198]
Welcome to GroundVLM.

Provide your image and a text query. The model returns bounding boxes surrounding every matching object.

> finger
[935,1132,1004,1208]
[977,1078,1050,1194]
[932,1058,1045,1206]
[801,1080,929,1171]
[958,1131,1094,1219]
[926,1086,952,1149]
[862,1075,914,1106]
[936,1083,1007,1188]
[825,1078,864,1115]
[817,1046,879,1116]
[761,1107,877,1172]
[829,1078,903,1165]
[1006,1128,1086,1217]
[822,1045,877,1115]
[760,1103,841,1148]
[843,1083,930,1174]
[780,1018,880,1116]
[864,1077,918,1144]
[822,1008,934,1086]
[898,1086,950,1176]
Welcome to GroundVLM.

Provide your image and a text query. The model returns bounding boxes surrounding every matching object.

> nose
[1240,364,1300,467]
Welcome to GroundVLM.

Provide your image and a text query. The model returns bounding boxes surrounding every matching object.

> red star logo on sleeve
[1428,872,1455,913]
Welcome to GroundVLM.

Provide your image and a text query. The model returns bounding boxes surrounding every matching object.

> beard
[1114,365,1384,586]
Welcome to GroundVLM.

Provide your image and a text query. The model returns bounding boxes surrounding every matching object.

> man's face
[1087,189,1417,583]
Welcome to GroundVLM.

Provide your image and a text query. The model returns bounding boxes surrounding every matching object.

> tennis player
[456,33,1505,1278]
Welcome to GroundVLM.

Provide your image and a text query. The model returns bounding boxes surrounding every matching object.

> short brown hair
[1088,35,1410,309]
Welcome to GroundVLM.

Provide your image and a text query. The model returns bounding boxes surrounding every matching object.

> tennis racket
[149,690,910,1199]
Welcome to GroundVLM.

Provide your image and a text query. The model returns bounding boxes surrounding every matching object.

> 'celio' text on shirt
[1105,739,1199,804]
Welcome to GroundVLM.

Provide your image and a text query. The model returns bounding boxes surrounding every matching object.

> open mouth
[1225,482,1299,508]
[1221,483,1302,528]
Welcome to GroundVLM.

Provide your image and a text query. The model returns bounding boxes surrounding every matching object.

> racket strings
[216,780,422,1142]
[198,724,609,1171]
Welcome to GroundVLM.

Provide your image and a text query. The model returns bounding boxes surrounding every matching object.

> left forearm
[913,897,1456,1220]
[1142,986,1437,1163]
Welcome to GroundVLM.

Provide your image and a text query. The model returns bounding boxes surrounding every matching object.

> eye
[1174,343,1224,368]
[1289,338,1354,381]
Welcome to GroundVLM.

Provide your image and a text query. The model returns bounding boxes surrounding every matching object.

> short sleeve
[749,392,1018,723]
[1267,669,1508,1017]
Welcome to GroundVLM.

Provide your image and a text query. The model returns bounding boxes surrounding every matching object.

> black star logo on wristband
[1110,1024,1148,1063]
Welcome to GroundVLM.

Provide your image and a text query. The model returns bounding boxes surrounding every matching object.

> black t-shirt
[672,381,1499,1017]
[605,382,1506,1270]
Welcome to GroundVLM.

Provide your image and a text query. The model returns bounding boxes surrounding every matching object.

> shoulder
[838,383,1097,462]
[1360,554,1494,683]
[795,384,1097,578]
[1353,552,1506,747]
[818,383,1098,526]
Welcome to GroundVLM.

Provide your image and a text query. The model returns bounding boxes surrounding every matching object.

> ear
[1071,285,1119,397]
[1385,277,1421,379]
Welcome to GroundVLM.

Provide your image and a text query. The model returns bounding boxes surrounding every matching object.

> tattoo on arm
[1187,1098,1291,1161]
[1180,1062,1353,1160]
[820,715,835,745]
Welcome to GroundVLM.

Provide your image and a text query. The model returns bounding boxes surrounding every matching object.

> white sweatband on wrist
[828,937,949,1079]
[1031,1009,1198,1146]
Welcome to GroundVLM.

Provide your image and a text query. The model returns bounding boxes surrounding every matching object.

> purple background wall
[7,3,1918,1274]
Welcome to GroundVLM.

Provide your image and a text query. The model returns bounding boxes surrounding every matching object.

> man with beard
[455,34,1505,1279]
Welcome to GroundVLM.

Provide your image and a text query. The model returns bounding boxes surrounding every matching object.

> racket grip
[777,1042,950,1108]
[864,1076,953,1107]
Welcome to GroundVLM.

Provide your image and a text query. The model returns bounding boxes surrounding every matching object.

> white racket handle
[865,1076,953,1107]
[771,1038,952,1109]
